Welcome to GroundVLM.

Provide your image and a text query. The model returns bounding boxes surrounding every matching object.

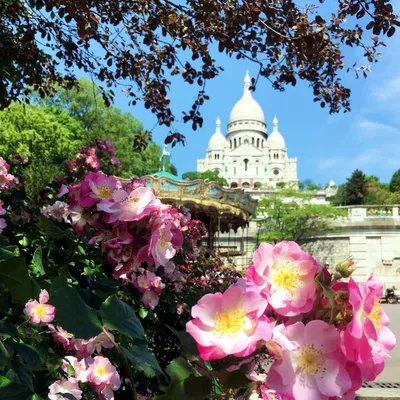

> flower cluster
[25,291,120,399]
[49,171,191,309]
[48,354,121,400]
[0,156,19,234]
[186,241,396,400]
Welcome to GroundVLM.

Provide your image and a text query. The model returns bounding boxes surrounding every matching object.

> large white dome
[267,116,286,149]
[208,118,225,150]
[228,72,265,125]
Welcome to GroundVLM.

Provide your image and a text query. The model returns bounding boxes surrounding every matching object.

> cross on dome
[244,70,251,92]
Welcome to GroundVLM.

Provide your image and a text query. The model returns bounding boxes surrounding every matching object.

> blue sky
[108,7,400,186]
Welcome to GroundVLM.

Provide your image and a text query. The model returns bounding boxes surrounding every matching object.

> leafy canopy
[257,189,345,243]
[389,169,400,193]
[182,170,228,187]
[1,0,399,145]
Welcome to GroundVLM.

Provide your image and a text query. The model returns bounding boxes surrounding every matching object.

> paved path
[376,304,400,383]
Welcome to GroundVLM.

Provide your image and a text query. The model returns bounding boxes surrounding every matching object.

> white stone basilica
[197,72,298,189]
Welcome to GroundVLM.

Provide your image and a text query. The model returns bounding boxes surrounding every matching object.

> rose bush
[0,145,395,400]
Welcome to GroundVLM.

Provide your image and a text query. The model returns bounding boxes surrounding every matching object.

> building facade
[197,72,298,189]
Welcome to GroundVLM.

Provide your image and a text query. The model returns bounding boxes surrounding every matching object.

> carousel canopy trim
[142,172,258,222]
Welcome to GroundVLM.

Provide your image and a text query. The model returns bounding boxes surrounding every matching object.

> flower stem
[102,326,137,400]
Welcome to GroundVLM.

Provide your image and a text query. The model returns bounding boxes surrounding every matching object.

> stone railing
[337,205,400,220]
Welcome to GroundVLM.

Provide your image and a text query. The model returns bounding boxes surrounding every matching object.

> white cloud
[356,118,399,138]
[373,76,400,103]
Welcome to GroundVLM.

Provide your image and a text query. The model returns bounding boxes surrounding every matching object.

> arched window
[257,138,260,148]
[262,140,264,148]
[252,137,255,145]
[255,160,259,175]
[233,160,237,175]
[244,158,249,172]
[230,140,232,149]
[239,137,242,145]
[230,182,238,188]
[234,138,237,148]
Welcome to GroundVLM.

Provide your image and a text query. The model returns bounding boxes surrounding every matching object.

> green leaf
[5,341,41,365]
[0,376,33,400]
[213,369,252,389]
[0,246,19,261]
[122,345,165,378]
[317,281,336,298]
[153,358,206,400]
[30,247,45,276]
[183,376,212,400]
[0,322,19,341]
[100,295,145,342]
[51,281,102,339]
[0,257,34,305]
[139,307,148,319]
[11,359,34,392]
[166,326,199,361]
[166,357,196,387]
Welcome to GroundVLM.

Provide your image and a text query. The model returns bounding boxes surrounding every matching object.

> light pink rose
[79,172,118,207]
[341,275,396,381]
[25,289,55,325]
[186,283,272,360]
[87,356,119,386]
[267,320,352,400]
[48,378,82,400]
[249,241,320,316]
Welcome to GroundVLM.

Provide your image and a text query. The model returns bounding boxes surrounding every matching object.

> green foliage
[343,169,368,205]
[0,256,35,305]
[50,278,102,339]
[257,189,345,243]
[362,179,390,205]
[38,79,176,178]
[0,103,85,197]
[390,169,400,193]
[182,170,228,187]
[384,191,400,204]
[99,295,145,342]
[122,345,164,378]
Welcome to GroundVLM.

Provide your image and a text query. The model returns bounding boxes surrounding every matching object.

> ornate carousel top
[142,172,258,233]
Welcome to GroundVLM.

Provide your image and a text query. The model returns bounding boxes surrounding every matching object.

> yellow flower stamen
[214,308,247,337]
[272,262,301,295]
[97,185,113,199]
[298,344,325,375]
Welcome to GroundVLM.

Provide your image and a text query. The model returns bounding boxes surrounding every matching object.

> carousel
[141,171,258,256]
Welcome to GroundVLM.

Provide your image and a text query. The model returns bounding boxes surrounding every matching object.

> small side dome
[267,116,286,149]
[208,117,225,150]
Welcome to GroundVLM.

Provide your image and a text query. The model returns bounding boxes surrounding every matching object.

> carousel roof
[142,172,258,232]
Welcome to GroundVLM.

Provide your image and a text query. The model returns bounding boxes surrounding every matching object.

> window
[274,169,279,175]
[244,139,249,145]
[230,140,232,149]
[244,158,249,172]
[262,140,264,148]
[231,182,238,188]
[252,137,255,145]
[234,138,237,148]
[274,153,279,160]
[239,137,242,145]
[255,160,259,175]
[233,160,237,175]
[257,138,260,148]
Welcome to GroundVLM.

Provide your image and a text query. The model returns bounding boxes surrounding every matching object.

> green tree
[257,189,345,243]
[38,79,176,177]
[182,170,228,187]
[389,169,400,193]
[343,169,368,205]
[329,185,346,206]
[0,103,85,197]
[363,178,390,205]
